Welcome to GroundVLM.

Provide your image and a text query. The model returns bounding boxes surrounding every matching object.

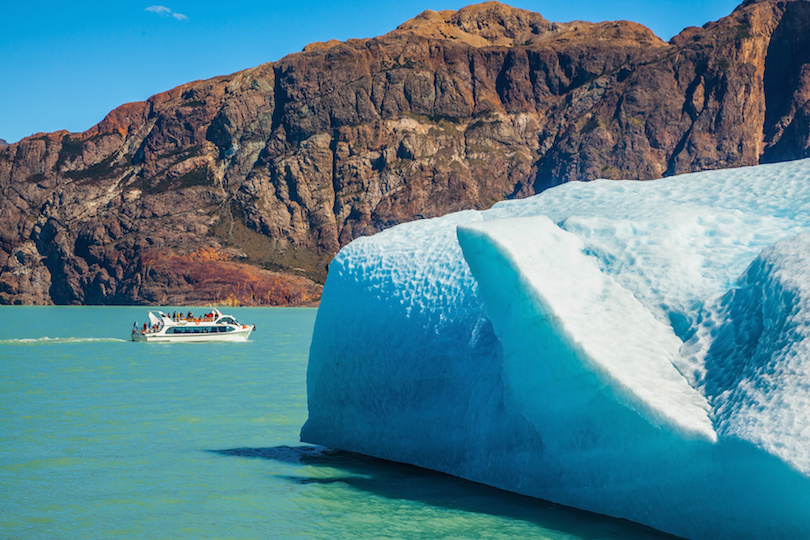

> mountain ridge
[2,0,809,305]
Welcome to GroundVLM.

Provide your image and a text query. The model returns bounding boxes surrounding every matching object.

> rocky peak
[393,1,664,48]
[394,1,552,46]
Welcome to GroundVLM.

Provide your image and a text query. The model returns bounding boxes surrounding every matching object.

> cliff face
[2,0,810,305]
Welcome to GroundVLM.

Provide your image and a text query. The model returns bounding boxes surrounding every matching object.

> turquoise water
[1,307,674,539]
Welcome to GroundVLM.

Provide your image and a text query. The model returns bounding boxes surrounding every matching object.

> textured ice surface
[302,158,810,539]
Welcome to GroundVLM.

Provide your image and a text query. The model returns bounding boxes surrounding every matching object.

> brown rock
[1,0,810,305]
[136,248,321,306]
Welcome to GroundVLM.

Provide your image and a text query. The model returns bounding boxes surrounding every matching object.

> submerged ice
[302,158,810,539]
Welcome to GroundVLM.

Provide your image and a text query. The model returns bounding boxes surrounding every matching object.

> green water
[1,306,673,539]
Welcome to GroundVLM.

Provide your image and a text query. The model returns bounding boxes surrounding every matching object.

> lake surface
[1,306,675,539]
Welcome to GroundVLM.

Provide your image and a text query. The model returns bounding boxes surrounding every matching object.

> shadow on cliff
[209,445,681,539]
[761,0,810,163]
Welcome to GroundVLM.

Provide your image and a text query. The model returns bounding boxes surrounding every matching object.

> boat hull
[131,325,255,343]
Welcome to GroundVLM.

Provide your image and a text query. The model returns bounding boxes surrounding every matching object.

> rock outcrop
[2,0,810,305]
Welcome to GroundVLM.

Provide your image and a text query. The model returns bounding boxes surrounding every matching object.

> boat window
[217,317,236,325]
[161,325,238,335]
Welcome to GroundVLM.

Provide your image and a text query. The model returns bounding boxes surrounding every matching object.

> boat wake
[0,337,128,345]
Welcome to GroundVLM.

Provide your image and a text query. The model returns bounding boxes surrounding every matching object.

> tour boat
[131,308,256,342]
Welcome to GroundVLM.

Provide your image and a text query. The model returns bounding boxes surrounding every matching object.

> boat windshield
[217,317,237,325]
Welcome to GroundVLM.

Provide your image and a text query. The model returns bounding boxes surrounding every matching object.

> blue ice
[302,158,810,539]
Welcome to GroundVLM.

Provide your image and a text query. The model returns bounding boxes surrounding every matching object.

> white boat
[131,308,255,342]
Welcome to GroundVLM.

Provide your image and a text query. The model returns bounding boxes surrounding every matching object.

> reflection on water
[212,445,681,540]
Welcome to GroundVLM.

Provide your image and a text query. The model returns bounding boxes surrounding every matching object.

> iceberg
[301,158,810,539]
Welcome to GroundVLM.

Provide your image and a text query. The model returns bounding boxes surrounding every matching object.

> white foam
[0,337,128,345]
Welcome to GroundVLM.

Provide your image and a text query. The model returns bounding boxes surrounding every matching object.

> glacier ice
[302,158,810,539]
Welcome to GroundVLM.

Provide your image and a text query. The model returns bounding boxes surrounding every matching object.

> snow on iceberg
[302,158,810,539]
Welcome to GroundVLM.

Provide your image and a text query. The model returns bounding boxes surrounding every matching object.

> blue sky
[1,0,741,144]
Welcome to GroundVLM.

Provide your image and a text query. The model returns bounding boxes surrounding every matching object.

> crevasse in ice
[301,158,810,539]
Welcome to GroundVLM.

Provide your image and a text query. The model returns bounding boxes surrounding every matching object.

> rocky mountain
[0,139,7,146]
[2,0,810,305]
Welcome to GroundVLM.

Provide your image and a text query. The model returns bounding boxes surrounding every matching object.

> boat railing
[133,311,226,336]
[169,312,219,323]
[134,324,163,335]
